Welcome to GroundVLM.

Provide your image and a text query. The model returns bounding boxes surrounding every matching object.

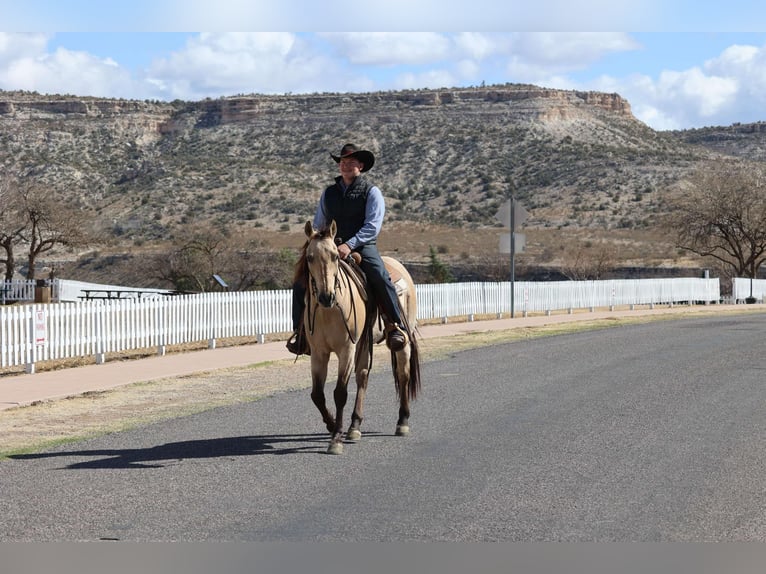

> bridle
[305,237,364,344]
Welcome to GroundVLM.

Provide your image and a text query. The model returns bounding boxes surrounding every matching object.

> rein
[306,255,364,344]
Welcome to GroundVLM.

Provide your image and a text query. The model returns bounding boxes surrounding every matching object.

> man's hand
[337,243,352,260]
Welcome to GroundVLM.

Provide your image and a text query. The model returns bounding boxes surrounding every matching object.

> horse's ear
[304,220,314,238]
[329,220,337,238]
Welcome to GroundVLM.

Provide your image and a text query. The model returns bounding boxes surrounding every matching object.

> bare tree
[1,172,94,280]
[0,173,25,280]
[148,230,228,293]
[560,241,618,280]
[147,227,295,292]
[16,184,91,280]
[665,160,766,279]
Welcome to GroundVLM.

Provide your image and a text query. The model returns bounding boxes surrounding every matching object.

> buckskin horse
[294,220,421,455]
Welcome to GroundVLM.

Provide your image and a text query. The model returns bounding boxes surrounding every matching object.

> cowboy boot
[386,323,409,352]
[286,325,311,355]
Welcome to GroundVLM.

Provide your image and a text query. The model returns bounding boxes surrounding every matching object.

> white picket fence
[0,280,36,305]
[1,290,293,373]
[732,277,766,302]
[1,278,173,304]
[418,277,720,317]
[1,277,720,374]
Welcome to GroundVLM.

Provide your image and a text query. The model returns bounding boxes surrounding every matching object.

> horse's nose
[318,292,335,308]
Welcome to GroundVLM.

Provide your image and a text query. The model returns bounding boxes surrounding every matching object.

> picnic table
[78,289,167,300]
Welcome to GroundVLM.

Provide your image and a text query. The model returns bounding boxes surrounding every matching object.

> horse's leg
[328,349,353,455]
[347,350,370,442]
[394,345,412,436]
[310,352,335,434]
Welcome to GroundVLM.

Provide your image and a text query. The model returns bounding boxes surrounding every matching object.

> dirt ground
[0,310,747,458]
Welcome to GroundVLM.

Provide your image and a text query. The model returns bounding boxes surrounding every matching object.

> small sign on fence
[34,310,47,345]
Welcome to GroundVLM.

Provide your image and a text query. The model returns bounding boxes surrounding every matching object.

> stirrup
[386,323,409,352]
[286,331,310,356]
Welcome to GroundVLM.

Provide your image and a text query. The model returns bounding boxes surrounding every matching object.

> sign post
[496,197,528,318]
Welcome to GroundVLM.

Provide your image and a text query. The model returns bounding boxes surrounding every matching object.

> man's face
[339,157,363,177]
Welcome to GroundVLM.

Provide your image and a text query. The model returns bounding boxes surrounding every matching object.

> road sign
[495,199,528,228]
[499,232,525,254]
[498,196,529,319]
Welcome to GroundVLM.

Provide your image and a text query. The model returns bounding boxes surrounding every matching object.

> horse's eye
[307,254,314,263]
[332,253,339,262]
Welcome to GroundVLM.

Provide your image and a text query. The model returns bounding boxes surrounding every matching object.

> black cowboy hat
[330,143,375,172]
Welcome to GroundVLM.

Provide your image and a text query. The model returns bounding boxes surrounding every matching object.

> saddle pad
[393,276,408,296]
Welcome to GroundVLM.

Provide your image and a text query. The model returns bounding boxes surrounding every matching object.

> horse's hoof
[347,429,362,441]
[395,425,410,436]
[327,441,344,455]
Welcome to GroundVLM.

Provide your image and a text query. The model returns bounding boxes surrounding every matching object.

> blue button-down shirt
[313,181,385,250]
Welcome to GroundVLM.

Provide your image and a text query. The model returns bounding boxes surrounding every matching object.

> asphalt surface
[3,310,766,541]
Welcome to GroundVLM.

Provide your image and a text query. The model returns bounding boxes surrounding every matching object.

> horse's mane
[292,226,335,287]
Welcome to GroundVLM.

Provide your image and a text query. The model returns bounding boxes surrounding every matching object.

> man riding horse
[287,143,409,356]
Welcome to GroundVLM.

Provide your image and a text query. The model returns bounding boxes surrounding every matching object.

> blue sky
[3,1,766,130]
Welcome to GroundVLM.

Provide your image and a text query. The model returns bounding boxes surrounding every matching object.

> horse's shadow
[10,431,386,469]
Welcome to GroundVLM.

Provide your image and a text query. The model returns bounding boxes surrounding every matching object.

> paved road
[2,313,766,541]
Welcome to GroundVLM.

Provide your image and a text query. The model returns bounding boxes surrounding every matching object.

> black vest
[322,176,374,243]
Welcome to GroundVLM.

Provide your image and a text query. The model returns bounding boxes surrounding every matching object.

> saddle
[344,253,407,296]
[343,253,409,348]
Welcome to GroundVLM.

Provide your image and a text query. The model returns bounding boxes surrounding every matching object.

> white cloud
[144,33,344,99]
[564,38,766,129]
[705,43,766,96]
[394,69,460,91]
[660,68,738,117]
[629,104,676,131]
[590,68,740,130]
[0,42,133,98]
[454,33,500,60]
[0,33,50,66]
[454,59,482,82]
[320,33,451,66]
[510,33,640,69]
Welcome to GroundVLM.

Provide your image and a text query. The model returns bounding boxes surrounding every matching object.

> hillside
[0,84,753,286]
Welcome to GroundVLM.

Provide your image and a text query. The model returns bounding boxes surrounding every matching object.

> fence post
[208,293,218,349]
[25,304,37,374]
[95,303,105,364]
[158,299,168,356]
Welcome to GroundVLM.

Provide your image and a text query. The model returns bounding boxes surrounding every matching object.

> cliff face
[0,84,636,151]
[672,121,766,162]
[181,85,634,128]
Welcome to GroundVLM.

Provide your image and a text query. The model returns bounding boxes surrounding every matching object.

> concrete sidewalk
[0,304,759,411]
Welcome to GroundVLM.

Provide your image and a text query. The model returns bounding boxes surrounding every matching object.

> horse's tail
[407,333,422,401]
[391,313,421,402]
